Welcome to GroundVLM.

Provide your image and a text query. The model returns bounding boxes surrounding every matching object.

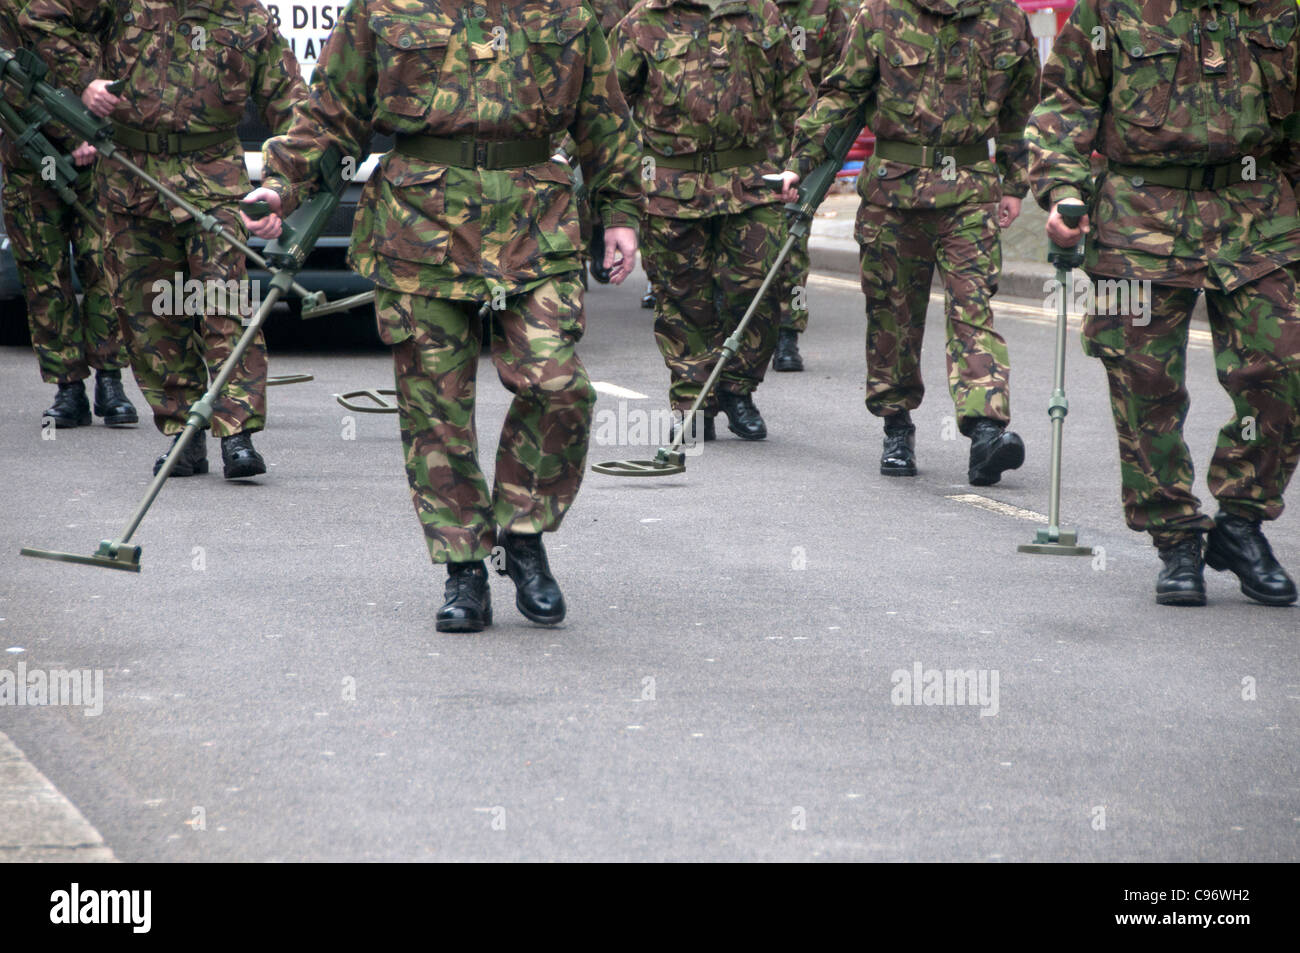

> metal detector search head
[20,540,142,572]
[591,446,686,477]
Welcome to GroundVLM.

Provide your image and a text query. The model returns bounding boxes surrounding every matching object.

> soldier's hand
[81,79,122,118]
[71,142,97,166]
[997,196,1021,229]
[604,226,638,285]
[241,188,283,238]
[1047,201,1090,248]
[777,171,800,204]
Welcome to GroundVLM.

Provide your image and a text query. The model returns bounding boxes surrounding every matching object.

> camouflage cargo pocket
[373,162,450,265]
[1080,307,1127,360]
[371,12,454,119]
[520,7,587,122]
[740,27,778,108]
[1110,19,1181,129]
[976,28,1027,117]
[870,31,934,119]
[210,23,268,105]
[637,33,692,110]
[528,161,582,261]
[1244,17,1299,121]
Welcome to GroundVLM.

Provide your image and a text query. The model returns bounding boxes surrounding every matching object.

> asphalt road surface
[1,270,1296,862]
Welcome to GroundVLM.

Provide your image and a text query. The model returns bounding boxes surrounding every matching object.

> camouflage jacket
[774,0,850,90]
[0,0,75,169]
[261,0,642,304]
[610,0,813,218]
[19,0,304,222]
[1028,0,1300,292]
[791,0,1039,210]
[592,0,633,34]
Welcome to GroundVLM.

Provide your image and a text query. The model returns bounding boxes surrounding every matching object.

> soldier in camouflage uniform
[781,0,1039,484]
[1029,0,1300,607]
[245,0,642,633]
[611,0,813,441]
[0,0,135,429]
[769,0,849,373]
[21,0,306,479]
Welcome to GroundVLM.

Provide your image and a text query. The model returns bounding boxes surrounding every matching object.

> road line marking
[0,730,117,863]
[592,381,649,400]
[948,493,1048,523]
[807,274,1214,348]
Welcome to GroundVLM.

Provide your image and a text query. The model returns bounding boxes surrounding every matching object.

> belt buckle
[700,152,714,173]
[475,141,489,168]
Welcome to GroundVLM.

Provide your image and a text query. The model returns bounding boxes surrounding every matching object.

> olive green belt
[394,135,551,169]
[874,139,989,168]
[112,123,237,155]
[647,145,766,172]
[1108,160,1266,191]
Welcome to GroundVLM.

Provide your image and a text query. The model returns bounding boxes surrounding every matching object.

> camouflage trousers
[103,206,266,437]
[640,204,783,414]
[857,201,1010,434]
[1082,269,1300,547]
[381,277,597,565]
[778,229,812,333]
[1,167,126,384]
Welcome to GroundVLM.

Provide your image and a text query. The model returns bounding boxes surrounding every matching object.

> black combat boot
[496,530,566,625]
[967,418,1025,486]
[772,328,804,372]
[668,410,716,446]
[92,369,138,427]
[718,389,767,440]
[1156,535,1207,606]
[43,381,91,428]
[153,432,209,477]
[220,432,267,479]
[437,561,493,633]
[1205,512,1298,606]
[640,283,656,309]
[880,410,917,477]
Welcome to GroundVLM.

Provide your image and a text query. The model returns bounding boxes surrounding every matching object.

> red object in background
[836,0,1076,178]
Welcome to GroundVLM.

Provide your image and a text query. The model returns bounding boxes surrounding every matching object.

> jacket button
[123,11,134,22]
[1131,175,1144,187]
[663,146,674,156]
[179,23,190,34]
[891,54,902,65]
[399,35,412,48]
[1130,45,1143,57]
[394,175,405,186]
[877,166,888,177]
[472,4,486,17]
[1206,19,1219,31]
[996,56,1009,68]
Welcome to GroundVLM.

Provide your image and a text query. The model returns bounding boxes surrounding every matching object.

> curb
[0,730,116,863]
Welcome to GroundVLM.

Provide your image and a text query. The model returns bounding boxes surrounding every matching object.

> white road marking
[0,730,116,862]
[806,273,1214,347]
[948,493,1049,523]
[592,381,649,400]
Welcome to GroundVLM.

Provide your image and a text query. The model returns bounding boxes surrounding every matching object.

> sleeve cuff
[1049,185,1084,207]
[600,206,638,230]
[260,174,299,216]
